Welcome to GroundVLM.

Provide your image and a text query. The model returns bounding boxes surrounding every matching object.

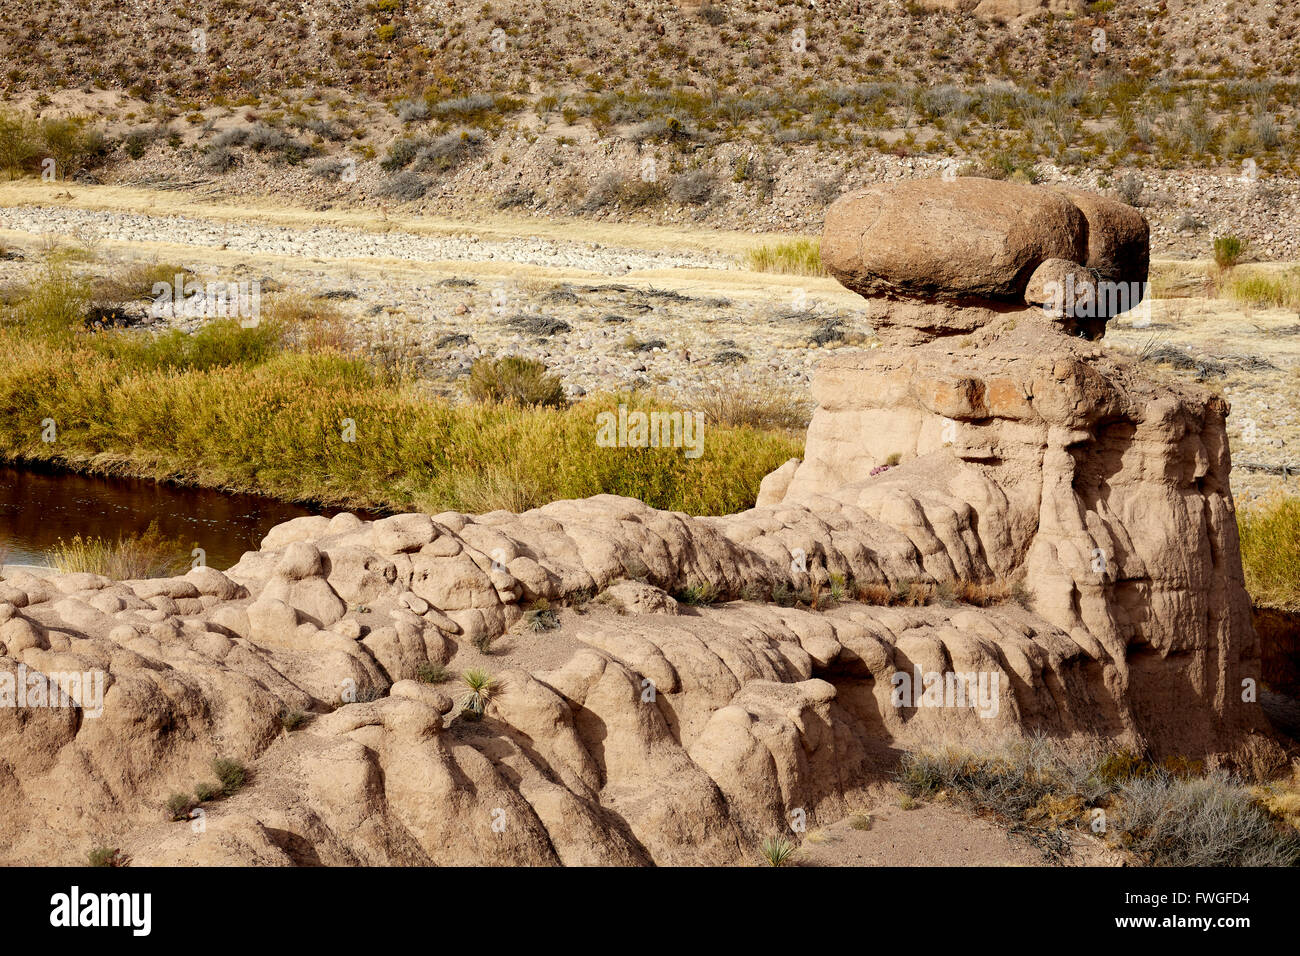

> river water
[0,465,366,570]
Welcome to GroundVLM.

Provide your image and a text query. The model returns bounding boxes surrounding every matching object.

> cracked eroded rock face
[0,182,1277,865]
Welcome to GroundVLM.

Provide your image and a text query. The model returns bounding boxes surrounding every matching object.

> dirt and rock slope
[0,178,1286,865]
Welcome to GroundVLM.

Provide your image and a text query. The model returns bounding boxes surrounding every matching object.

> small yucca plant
[759,835,796,867]
[523,599,560,632]
[459,669,497,720]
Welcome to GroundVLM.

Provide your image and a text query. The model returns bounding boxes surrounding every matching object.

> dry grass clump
[46,520,189,579]
[850,577,1028,608]
[692,382,811,431]
[466,356,566,408]
[744,238,825,276]
[93,262,192,305]
[261,292,353,352]
[1238,494,1300,608]
[1227,268,1300,311]
[898,737,1300,866]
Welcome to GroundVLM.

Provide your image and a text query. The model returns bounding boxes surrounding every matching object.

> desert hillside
[0,1,1296,245]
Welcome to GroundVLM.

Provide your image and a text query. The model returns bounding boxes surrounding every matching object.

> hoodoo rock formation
[0,179,1280,865]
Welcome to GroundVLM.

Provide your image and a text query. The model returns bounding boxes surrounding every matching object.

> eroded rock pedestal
[0,179,1279,865]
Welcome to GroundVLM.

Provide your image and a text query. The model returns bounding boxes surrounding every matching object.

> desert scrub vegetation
[466,356,566,407]
[212,757,248,796]
[46,520,189,579]
[692,382,812,431]
[1226,267,1300,311]
[744,238,825,276]
[87,846,127,867]
[1213,234,1247,270]
[0,257,799,515]
[0,327,799,517]
[898,738,1300,866]
[0,110,106,179]
[1238,495,1300,608]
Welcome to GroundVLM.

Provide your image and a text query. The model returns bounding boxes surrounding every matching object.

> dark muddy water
[0,464,367,570]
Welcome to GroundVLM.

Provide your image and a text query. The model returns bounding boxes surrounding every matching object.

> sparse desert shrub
[47,520,188,579]
[211,127,250,149]
[759,836,796,866]
[243,123,314,164]
[1228,269,1300,312]
[1115,171,1144,206]
[496,187,535,209]
[416,661,449,684]
[669,170,717,204]
[698,3,727,25]
[193,781,220,803]
[1116,772,1300,866]
[278,708,310,731]
[376,170,429,200]
[380,134,423,170]
[1213,234,1246,269]
[674,580,719,606]
[899,738,1300,865]
[523,599,560,632]
[166,793,196,821]
[745,238,824,276]
[212,757,247,796]
[201,144,239,172]
[0,109,38,178]
[578,172,667,212]
[692,382,811,430]
[394,97,430,122]
[412,129,484,172]
[309,157,353,180]
[121,126,162,160]
[4,260,91,335]
[1238,495,1300,608]
[88,847,127,867]
[38,116,106,179]
[467,356,566,407]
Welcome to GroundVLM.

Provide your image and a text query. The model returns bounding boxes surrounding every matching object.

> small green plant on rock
[279,708,310,731]
[416,661,449,684]
[759,835,796,866]
[459,668,497,720]
[88,846,127,867]
[212,757,247,796]
[523,598,560,632]
[166,793,196,821]
[194,781,220,803]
